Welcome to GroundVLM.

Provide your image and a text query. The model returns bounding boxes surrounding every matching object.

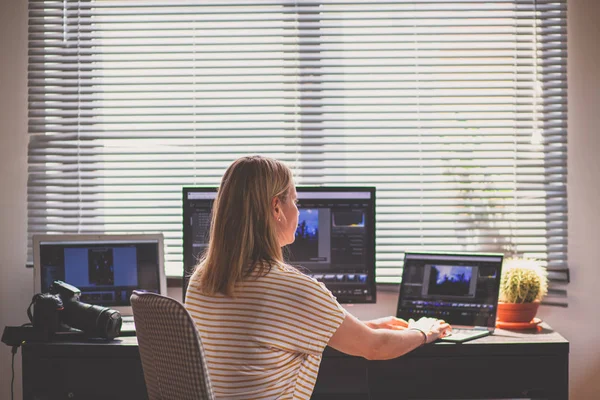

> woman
[185,155,451,399]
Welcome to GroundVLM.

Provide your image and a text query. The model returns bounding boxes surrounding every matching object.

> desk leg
[21,346,36,400]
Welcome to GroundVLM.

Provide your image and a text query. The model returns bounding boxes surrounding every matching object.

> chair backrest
[131,291,214,400]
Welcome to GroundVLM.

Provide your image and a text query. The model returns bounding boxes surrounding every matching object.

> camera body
[31,280,122,340]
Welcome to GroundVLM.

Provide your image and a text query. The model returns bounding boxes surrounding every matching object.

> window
[28,0,568,305]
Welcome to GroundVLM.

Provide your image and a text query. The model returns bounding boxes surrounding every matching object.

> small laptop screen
[36,236,164,309]
[397,252,503,327]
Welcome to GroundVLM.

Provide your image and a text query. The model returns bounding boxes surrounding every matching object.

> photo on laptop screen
[427,264,476,297]
[33,233,167,318]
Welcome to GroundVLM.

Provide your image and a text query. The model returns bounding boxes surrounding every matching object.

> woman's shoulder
[268,263,345,315]
[271,262,309,279]
[268,262,325,290]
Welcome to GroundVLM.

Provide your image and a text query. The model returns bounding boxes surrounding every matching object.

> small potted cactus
[497,258,548,323]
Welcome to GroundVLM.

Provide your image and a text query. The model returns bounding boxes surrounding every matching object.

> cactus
[499,258,548,303]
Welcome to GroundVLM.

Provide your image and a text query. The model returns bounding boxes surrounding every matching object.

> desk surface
[330,322,569,355]
[26,322,568,354]
[22,323,569,400]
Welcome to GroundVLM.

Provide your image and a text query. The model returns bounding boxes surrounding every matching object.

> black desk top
[326,322,568,357]
[23,322,568,359]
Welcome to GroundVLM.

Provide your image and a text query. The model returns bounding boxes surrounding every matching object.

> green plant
[499,258,548,303]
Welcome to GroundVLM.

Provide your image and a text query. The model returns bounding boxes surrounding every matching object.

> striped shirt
[185,263,346,400]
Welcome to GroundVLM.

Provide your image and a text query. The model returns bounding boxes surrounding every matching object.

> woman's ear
[271,196,281,219]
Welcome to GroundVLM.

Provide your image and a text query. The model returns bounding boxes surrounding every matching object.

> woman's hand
[364,316,409,330]
[408,317,452,344]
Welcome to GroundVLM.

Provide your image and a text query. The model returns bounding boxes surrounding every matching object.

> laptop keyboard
[120,318,136,335]
[122,320,135,329]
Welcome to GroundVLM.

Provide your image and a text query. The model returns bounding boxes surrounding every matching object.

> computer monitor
[33,233,167,317]
[182,186,377,303]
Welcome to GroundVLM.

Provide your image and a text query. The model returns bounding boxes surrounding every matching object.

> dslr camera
[28,280,122,340]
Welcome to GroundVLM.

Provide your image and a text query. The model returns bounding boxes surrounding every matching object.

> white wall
[0,0,30,400]
[1,1,599,399]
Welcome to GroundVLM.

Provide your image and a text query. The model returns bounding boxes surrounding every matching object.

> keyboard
[119,318,136,336]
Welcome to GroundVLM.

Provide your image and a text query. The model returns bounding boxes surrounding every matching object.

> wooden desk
[22,323,568,400]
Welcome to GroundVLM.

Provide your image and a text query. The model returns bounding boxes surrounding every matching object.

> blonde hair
[190,155,294,296]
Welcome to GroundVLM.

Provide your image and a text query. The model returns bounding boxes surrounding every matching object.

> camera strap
[26,294,42,324]
[27,293,64,325]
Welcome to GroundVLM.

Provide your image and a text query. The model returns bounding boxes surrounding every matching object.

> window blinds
[27,0,568,305]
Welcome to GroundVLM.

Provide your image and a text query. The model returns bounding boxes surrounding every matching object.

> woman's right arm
[327,312,450,360]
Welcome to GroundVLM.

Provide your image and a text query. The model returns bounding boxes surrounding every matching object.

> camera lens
[62,300,122,339]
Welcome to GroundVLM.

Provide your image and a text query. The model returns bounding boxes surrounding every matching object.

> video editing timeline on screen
[38,241,161,308]
[400,257,500,326]
[182,187,376,303]
[287,191,374,302]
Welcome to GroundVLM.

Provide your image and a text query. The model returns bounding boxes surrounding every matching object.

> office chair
[130,291,214,400]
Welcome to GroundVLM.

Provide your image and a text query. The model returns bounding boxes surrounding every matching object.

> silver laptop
[396,252,503,343]
[33,233,167,336]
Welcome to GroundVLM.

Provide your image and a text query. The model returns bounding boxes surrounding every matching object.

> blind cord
[76,0,82,234]
[293,0,301,179]
[413,5,423,249]
[512,0,519,257]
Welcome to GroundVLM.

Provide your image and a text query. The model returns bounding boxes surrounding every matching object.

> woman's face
[276,185,299,247]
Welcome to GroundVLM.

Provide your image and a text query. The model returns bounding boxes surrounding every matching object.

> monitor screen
[33,234,166,316]
[182,186,377,303]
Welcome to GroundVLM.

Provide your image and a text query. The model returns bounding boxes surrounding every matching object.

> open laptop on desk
[396,252,503,343]
[33,233,167,337]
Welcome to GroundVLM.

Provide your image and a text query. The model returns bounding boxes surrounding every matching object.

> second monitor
[182,186,376,303]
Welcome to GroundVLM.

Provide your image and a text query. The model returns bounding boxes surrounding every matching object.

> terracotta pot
[497,300,540,323]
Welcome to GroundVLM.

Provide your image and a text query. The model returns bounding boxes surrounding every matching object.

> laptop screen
[33,234,166,316]
[397,252,503,328]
